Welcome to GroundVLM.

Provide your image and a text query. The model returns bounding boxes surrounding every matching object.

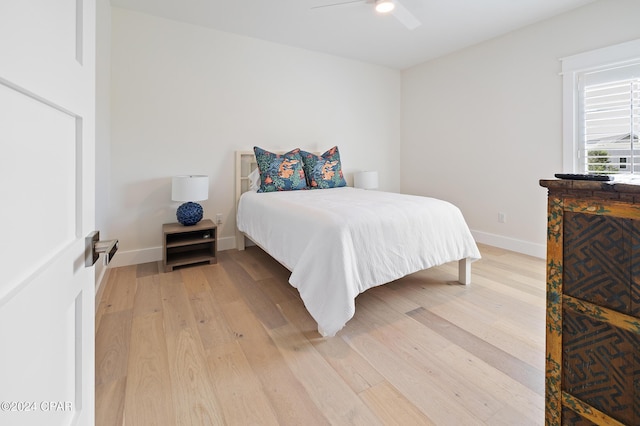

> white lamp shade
[354,171,379,190]
[172,175,209,202]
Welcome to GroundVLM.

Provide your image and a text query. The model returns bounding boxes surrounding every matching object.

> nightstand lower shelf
[163,219,217,272]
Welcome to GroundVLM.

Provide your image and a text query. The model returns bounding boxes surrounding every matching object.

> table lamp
[172,175,209,226]
[354,171,379,190]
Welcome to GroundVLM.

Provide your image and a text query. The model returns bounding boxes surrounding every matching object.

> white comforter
[237,187,481,336]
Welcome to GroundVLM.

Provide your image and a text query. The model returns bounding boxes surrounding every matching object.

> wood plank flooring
[95,244,546,425]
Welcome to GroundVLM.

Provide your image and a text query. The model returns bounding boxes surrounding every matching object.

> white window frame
[561,38,640,173]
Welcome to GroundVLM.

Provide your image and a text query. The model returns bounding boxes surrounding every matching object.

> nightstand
[162,219,217,272]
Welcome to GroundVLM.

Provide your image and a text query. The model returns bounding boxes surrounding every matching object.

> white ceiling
[109,0,597,70]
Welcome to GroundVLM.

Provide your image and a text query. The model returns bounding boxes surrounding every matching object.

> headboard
[235,150,258,250]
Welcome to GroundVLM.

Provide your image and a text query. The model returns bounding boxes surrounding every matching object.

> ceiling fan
[312,0,422,30]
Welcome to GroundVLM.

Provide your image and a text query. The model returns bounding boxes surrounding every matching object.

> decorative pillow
[300,146,347,189]
[248,168,260,192]
[254,146,307,192]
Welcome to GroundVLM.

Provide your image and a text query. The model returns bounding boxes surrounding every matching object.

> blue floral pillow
[300,146,347,189]
[254,146,308,192]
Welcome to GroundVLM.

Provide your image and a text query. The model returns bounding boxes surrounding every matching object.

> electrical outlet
[215,213,223,224]
[498,212,506,223]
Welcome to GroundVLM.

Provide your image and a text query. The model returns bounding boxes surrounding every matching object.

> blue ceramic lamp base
[176,202,203,226]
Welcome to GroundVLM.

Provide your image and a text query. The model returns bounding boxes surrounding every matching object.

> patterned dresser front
[540,179,640,426]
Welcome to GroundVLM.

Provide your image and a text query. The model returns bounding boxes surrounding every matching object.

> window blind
[579,63,640,174]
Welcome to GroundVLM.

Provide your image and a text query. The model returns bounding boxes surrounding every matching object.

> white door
[0,1,96,425]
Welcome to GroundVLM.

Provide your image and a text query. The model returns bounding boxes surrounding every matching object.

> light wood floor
[95,244,546,425]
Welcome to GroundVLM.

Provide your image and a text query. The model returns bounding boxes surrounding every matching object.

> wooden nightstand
[162,219,217,272]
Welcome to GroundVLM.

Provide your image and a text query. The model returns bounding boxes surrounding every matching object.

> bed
[235,149,481,336]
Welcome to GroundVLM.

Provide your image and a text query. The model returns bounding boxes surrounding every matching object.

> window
[581,65,640,174]
[562,39,640,175]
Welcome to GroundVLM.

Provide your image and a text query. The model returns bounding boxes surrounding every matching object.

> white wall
[401,0,640,258]
[95,0,111,286]
[109,8,401,266]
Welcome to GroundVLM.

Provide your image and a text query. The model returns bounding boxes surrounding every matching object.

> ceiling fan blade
[392,0,421,30]
[311,0,365,9]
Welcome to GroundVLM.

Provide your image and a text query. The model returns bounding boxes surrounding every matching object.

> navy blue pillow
[254,147,307,192]
[300,146,347,189]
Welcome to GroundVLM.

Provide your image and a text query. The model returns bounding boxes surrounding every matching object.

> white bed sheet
[237,187,481,336]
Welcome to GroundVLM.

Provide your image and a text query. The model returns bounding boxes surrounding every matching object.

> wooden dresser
[540,179,640,425]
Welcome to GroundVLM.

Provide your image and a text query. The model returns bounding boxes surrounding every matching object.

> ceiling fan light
[375,0,395,14]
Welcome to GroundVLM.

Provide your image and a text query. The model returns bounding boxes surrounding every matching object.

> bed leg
[236,231,245,251]
[458,258,471,285]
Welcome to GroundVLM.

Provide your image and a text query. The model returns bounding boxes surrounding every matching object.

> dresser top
[540,178,640,194]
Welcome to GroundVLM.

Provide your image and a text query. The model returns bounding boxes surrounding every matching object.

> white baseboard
[217,235,236,251]
[94,262,108,295]
[108,235,237,268]
[106,232,545,269]
[107,246,161,268]
[471,230,546,259]
[94,264,111,311]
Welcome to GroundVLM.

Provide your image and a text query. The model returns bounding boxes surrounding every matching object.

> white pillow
[248,168,260,192]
